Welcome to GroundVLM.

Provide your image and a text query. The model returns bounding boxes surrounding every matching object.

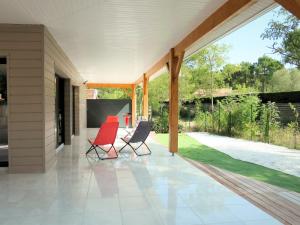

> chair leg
[119,141,129,153]
[94,148,101,159]
[143,142,152,155]
[86,145,96,155]
[86,144,102,160]
[128,142,151,156]
[97,145,118,160]
[100,145,113,153]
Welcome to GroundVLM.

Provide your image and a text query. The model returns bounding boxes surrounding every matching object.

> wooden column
[168,48,184,154]
[142,73,149,119]
[131,84,136,127]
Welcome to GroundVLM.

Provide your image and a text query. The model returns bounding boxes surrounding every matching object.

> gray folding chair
[119,121,151,156]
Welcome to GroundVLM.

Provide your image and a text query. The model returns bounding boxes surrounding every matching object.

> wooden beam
[146,53,170,79]
[174,0,254,55]
[135,53,170,84]
[134,0,254,84]
[135,76,144,85]
[175,52,185,75]
[142,74,149,119]
[168,49,184,154]
[131,84,137,127]
[274,0,300,19]
[87,83,133,89]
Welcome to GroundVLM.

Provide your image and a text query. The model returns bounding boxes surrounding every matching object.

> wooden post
[142,73,149,119]
[131,84,136,127]
[168,48,184,155]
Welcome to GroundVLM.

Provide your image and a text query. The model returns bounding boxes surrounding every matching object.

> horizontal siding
[10,77,43,86]
[9,113,43,122]
[0,24,43,33]
[10,139,43,148]
[10,104,42,113]
[9,165,44,173]
[10,86,43,95]
[0,24,44,173]
[0,41,41,50]
[43,28,84,170]
[10,148,43,157]
[9,95,42,104]
[10,68,43,77]
[9,122,43,131]
[0,32,42,42]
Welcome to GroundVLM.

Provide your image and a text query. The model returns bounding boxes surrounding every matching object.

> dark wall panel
[87,99,131,128]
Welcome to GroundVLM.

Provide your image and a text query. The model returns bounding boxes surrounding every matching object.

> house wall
[0,24,86,173]
[44,28,86,171]
[0,24,44,173]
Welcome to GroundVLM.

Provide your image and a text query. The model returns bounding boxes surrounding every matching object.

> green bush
[153,112,169,133]
[195,95,261,137]
[259,102,280,142]
[153,108,184,133]
[193,95,300,149]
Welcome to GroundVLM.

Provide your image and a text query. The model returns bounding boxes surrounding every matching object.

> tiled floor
[0,129,282,225]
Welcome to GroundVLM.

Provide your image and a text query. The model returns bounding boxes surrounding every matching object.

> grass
[155,133,300,193]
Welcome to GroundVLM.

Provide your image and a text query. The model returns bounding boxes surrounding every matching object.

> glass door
[55,75,65,148]
[0,57,8,167]
[72,86,76,135]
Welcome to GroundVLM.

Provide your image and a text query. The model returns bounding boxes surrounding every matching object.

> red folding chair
[86,122,119,160]
[106,115,119,123]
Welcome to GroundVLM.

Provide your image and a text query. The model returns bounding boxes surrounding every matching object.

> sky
[216,6,282,65]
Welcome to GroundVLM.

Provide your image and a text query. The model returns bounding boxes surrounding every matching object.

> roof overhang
[0,0,277,84]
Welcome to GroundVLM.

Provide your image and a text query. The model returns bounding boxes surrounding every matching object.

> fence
[180,99,300,150]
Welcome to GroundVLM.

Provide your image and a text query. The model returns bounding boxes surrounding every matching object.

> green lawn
[155,133,300,193]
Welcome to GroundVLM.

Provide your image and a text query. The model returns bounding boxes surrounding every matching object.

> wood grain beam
[142,74,149,119]
[174,0,254,55]
[135,53,170,84]
[274,0,300,19]
[86,83,133,89]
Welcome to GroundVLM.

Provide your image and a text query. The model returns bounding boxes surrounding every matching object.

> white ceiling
[0,0,274,83]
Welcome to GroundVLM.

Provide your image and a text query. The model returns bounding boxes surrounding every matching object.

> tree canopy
[261,7,300,68]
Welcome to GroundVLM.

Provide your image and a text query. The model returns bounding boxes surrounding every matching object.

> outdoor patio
[0,129,281,225]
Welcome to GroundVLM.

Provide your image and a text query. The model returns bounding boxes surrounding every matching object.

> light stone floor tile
[119,196,151,211]
[158,207,205,225]
[244,219,283,225]
[121,209,164,225]
[0,128,283,225]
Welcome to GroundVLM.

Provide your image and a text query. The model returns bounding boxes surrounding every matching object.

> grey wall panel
[87,99,131,128]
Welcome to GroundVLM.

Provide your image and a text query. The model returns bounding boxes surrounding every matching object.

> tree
[179,63,196,100]
[222,63,241,87]
[223,62,259,92]
[261,7,300,68]
[270,68,300,92]
[270,69,291,92]
[185,44,229,109]
[254,55,283,92]
[290,69,300,91]
[97,88,131,99]
[149,72,169,114]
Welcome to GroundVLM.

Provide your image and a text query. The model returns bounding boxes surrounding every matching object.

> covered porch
[0,0,299,224]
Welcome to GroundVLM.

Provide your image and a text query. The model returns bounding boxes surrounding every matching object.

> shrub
[152,111,169,133]
[260,102,280,142]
